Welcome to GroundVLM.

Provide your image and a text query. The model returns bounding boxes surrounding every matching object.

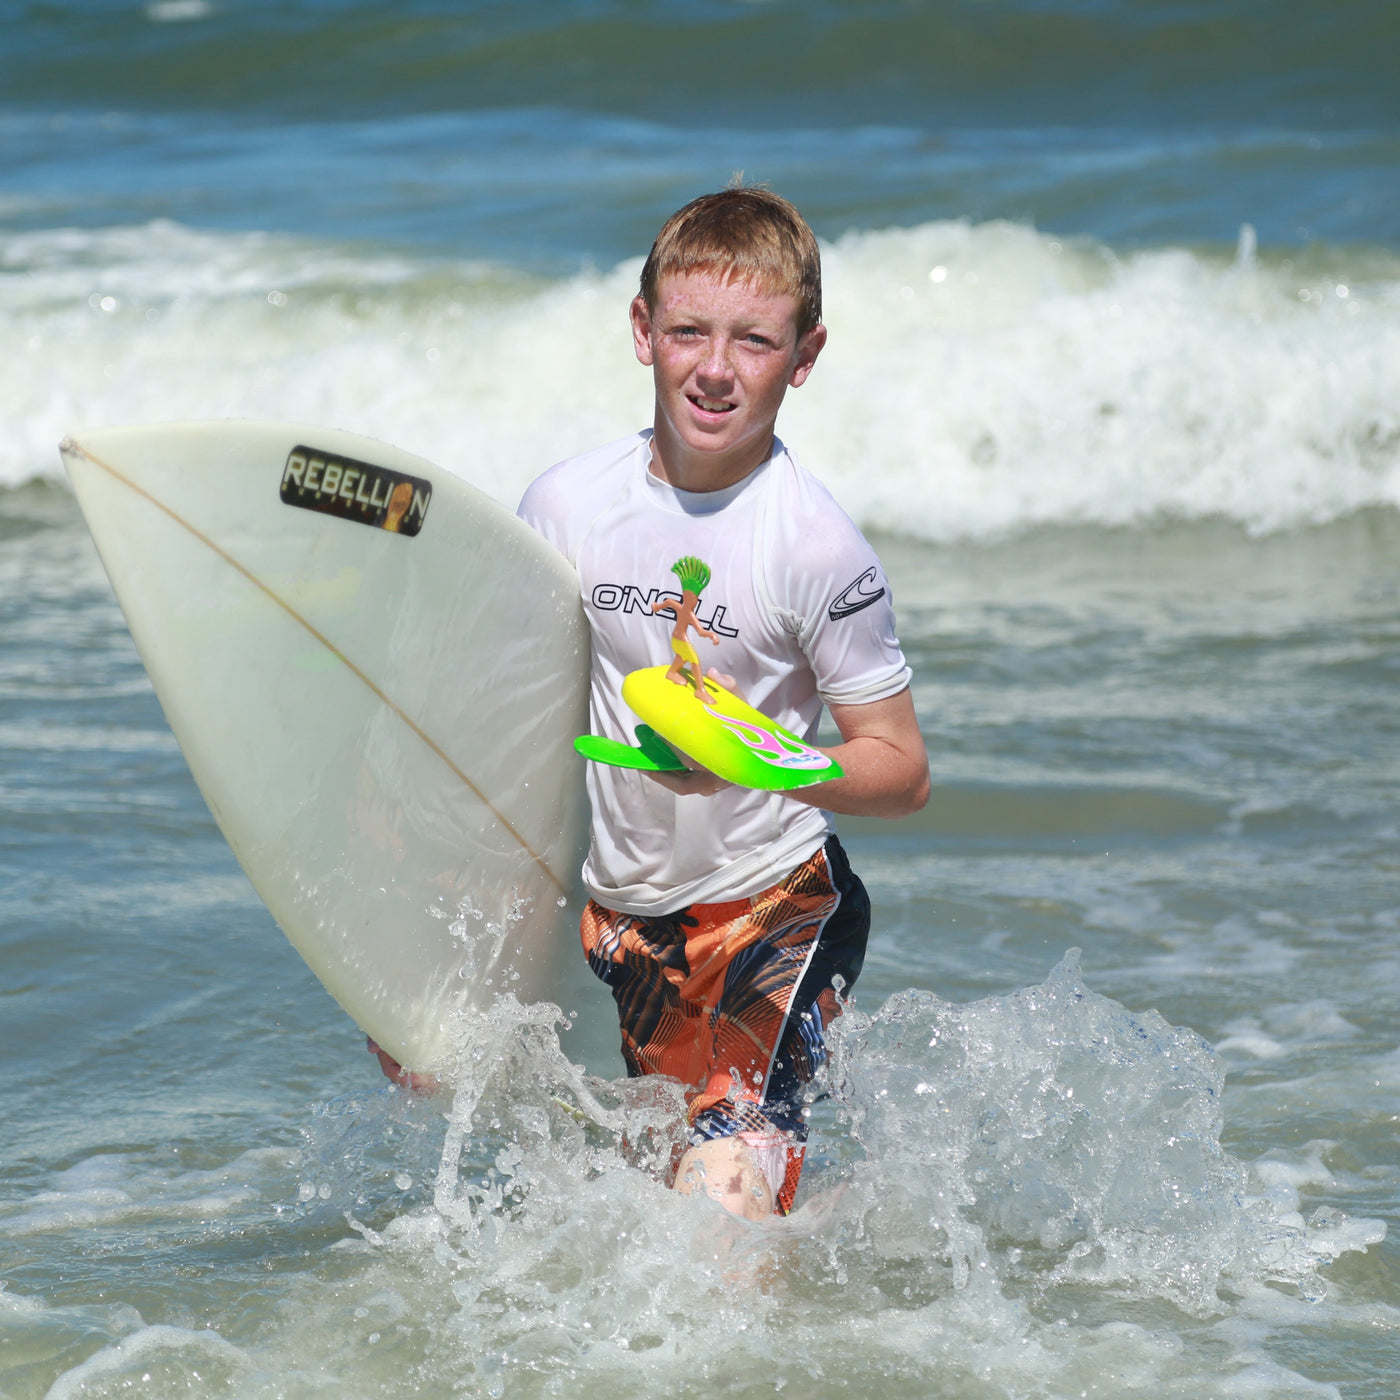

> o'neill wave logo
[715,712,832,772]
[828,566,886,620]
[280,447,431,537]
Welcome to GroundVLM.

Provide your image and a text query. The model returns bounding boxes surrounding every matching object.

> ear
[788,323,827,388]
[630,294,656,367]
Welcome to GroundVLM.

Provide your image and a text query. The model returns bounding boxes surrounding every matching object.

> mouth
[688,395,736,415]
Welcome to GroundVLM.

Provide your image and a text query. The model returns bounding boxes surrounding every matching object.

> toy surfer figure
[651,555,720,700]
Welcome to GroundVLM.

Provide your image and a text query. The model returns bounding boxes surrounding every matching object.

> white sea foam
[260,955,1376,1398]
[4,218,1397,541]
[145,0,214,20]
[1218,1000,1362,1063]
[45,1324,252,1400]
[9,958,1381,1400]
[0,1146,292,1237]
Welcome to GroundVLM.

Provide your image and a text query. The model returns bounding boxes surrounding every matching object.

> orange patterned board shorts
[581,836,869,1215]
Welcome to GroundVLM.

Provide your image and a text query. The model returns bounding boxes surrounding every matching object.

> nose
[696,335,735,386]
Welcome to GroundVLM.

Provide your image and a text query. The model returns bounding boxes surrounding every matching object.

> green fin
[634,724,687,770]
[573,730,687,772]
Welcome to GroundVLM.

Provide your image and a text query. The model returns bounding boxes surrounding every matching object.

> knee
[673,1139,773,1221]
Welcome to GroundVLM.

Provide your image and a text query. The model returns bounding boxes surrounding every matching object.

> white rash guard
[518,431,912,915]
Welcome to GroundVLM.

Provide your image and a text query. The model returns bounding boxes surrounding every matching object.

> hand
[644,668,737,797]
[644,764,732,797]
[367,1036,439,1094]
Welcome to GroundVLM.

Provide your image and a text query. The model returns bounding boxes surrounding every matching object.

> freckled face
[631,271,826,490]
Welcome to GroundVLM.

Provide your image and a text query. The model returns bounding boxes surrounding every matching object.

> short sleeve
[517,463,577,563]
[763,475,912,707]
[517,433,648,566]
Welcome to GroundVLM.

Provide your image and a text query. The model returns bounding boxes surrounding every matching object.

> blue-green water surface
[3,3,1399,1396]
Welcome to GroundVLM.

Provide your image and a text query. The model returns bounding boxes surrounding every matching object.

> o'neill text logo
[590,583,740,638]
[828,566,886,620]
[280,447,431,537]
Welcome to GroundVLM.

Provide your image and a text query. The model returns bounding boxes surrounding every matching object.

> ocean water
[3,2,1399,1397]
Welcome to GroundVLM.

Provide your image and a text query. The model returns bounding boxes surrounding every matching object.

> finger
[643,767,728,797]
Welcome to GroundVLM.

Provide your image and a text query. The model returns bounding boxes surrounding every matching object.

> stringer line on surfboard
[61,436,569,898]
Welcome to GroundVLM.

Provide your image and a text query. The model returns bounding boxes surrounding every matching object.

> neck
[647,420,773,493]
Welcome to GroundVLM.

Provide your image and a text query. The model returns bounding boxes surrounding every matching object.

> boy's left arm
[647,680,929,818]
[791,685,929,818]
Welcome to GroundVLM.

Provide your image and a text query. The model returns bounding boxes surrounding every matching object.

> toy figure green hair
[670,555,711,597]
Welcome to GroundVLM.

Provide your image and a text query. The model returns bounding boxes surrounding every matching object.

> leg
[577,845,870,1220]
[686,837,871,1215]
[580,898,708,1084]
[674,1137,774,1220]
[581,895,802,1219]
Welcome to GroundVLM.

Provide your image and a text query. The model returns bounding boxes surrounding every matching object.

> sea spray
[820,951,1383,1319]
[2,946,1384,1397]
[802,220,1400,539]
[243,953,1385,1398]
[429,990,682,1245]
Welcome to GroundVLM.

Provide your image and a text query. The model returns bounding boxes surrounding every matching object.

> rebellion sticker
[280,446,431,536]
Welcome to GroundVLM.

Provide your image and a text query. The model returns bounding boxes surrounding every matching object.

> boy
[516,187,929,1219]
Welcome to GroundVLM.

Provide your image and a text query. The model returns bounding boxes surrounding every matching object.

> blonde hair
[639,187,822,336]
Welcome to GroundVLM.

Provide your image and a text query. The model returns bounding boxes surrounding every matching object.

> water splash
[268,952,1383,1398]
[10,953,1385,1399]
[820,950,1383,1316]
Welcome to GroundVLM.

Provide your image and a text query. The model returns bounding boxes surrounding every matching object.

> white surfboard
[61,421,588,1072]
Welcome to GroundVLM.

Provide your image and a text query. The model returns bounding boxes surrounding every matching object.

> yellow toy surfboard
[572,552,842,791]
[575,666,842,792]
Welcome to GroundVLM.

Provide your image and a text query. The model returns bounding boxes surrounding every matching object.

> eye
[745,333,775,349]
